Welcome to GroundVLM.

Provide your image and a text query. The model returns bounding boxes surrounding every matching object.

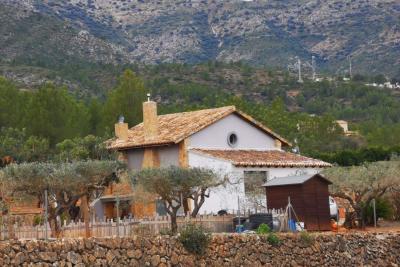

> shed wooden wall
[266,177,331,231]
[302,178,331,231]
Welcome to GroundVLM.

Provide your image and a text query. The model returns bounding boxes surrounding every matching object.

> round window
[227,132,238,147]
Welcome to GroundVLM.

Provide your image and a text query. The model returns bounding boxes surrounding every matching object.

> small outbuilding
[263,173,332,231]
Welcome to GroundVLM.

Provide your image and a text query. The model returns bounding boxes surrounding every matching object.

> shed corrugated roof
[107,106,291,150]
[263,173,332,187]
[191,149,332,168]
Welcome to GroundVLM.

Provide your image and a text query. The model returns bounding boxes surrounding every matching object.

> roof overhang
[190,149,332,168]
[110,141,175,151]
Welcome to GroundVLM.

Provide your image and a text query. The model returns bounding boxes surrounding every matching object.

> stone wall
[0,233,399,266]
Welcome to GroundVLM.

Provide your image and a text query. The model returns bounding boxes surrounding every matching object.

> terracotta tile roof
[190,149,332,168]
[107,106,290,150]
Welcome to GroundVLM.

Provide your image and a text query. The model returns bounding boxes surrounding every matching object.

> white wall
[188,150,243,214]
[188,150,322,214]
[188,113,278,150]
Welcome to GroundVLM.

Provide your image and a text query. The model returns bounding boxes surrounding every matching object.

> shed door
[302,182,320,230]
[315,181,331,230]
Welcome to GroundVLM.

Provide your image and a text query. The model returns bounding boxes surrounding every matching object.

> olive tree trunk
[80,194,91,238]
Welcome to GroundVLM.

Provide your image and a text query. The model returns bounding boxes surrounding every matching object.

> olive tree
[323,160,400,228]
[130,166,226,233]
[0,160,122,237]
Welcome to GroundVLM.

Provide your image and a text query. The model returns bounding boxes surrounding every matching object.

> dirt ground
[363,220,400,233]
[334,220,400,234]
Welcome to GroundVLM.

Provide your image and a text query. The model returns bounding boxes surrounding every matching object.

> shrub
[256,223,271,235]
[299,231,314,246]
[363,198,394,225]
[159,227,174,236]
[33,215,44,226]
[178,224,211,255]
[267,233,281,246]
[390,192,400,220]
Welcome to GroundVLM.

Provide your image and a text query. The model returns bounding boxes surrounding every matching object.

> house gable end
[188,113,282,150]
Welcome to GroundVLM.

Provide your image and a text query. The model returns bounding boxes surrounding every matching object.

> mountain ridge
[0,0,399,83]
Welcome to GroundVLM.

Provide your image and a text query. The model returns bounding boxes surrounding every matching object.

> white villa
[105,100,331,216]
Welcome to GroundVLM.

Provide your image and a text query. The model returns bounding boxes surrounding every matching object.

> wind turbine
[347,55,352,79]
[311,56,316,81]
[296,57,303,83]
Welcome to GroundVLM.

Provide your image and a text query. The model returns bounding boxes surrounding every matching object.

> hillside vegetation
[0,0,399,90]
[1,67,399,166]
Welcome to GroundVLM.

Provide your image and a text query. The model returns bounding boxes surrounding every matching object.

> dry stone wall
[0,233,399,266]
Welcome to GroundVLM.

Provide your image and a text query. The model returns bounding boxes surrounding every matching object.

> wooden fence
[0,215,235,240]
[62,215,235,238]
[1,209,286,240]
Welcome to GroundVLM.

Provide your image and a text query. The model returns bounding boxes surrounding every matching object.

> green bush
[33,215,43,226]
[363,198,394,225]
[299,231,314,246]
[178,224,211,255]
[267,233,281,246]
[159,228,174,236]
[256,223,271,235]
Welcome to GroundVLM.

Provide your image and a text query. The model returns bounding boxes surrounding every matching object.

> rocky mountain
[0,0,399,90]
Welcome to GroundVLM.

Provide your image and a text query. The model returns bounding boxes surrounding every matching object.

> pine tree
[101,70,147,132]
[0,77,23,128]
[23,84,90,144]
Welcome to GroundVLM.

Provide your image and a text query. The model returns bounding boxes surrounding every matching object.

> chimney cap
[118,115,125,123]
[147,93,151,102]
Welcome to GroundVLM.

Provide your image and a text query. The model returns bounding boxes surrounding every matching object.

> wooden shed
[263,173,332,231]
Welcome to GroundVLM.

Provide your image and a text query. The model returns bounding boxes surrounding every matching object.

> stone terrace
[0,232,399,266]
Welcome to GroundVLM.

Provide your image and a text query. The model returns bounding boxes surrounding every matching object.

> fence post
[116,196,120,237]
[372,199,377,229]
[109,219,113,236]
[44,189,48,240]
[237,196,240,231]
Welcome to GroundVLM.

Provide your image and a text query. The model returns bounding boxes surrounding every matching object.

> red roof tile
[191,149,332,168]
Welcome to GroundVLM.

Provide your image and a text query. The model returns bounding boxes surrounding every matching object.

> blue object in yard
[288,219,297,232]
[235,224,244,233]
